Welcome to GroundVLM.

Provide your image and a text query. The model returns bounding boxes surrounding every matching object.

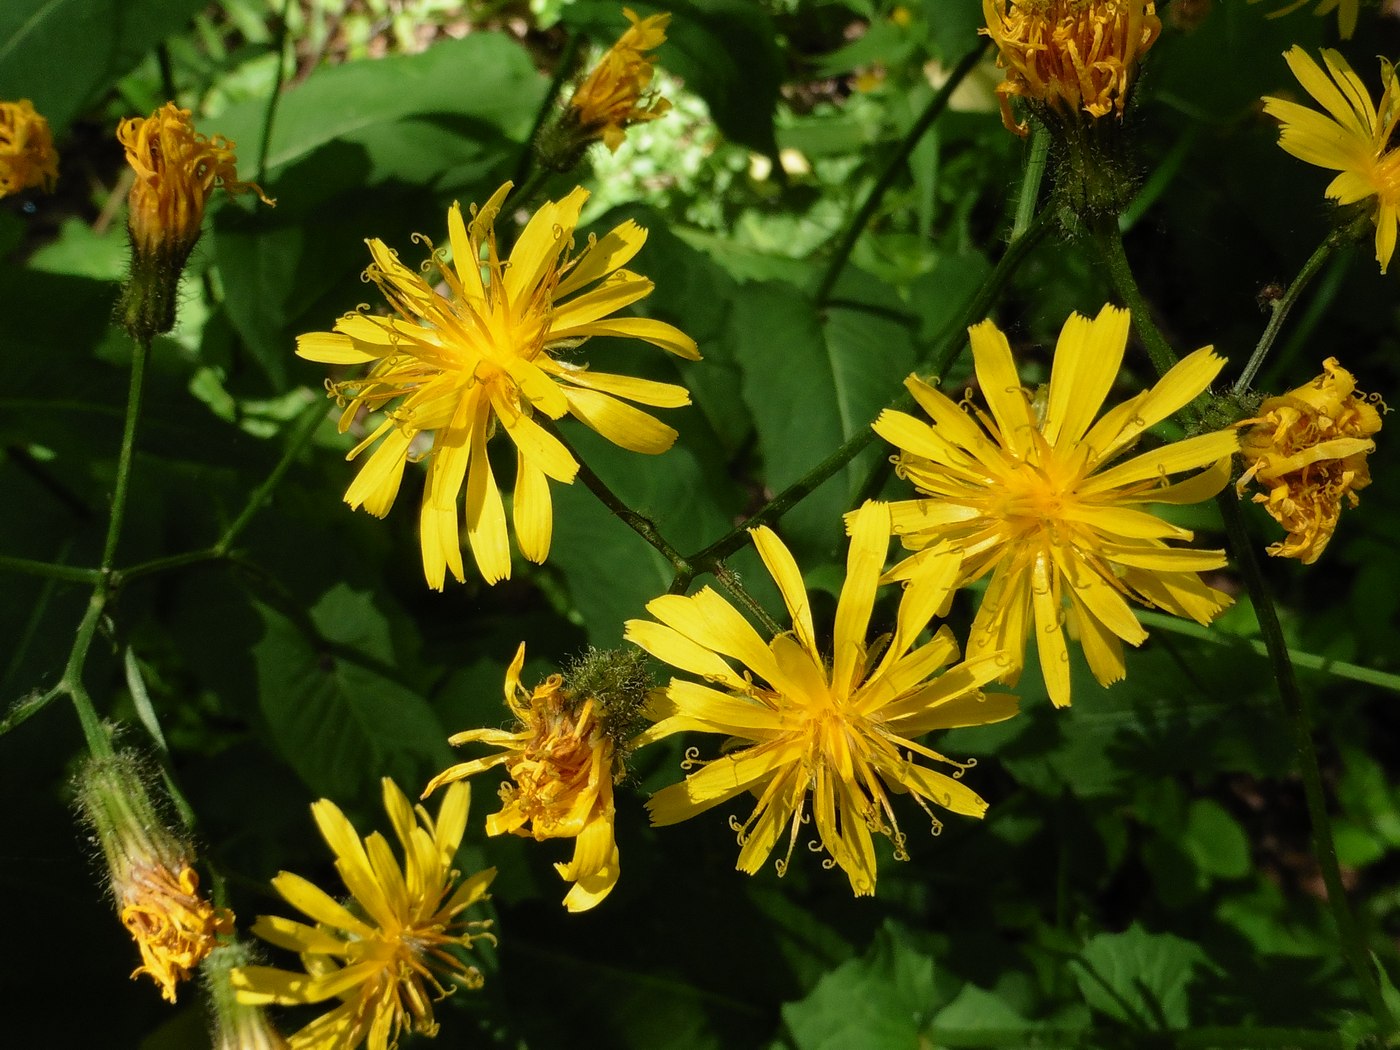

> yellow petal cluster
[121,861,235,1003]
[1262,47,1400,273]
[1250,0,1360,40]
[626,502,1018,896]
[872,306,1238,708]
[231,779,495,1050]
[301,183,698,589]
[981,0,1161,135]
[424,643,620,912]
[569,8,672,152]
[117,102,271,258]
[1237,358,1383,564]
[0,99,58,197]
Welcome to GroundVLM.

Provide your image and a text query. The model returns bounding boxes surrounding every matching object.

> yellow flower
[872,306,1239,709]
[424,643,636,913]
[76,753,232,1003]
[980,0,1161,135]
[568,8,671,153]
[1250,0,1361,40]
[625,502,1018,896]
[1237,358,1383,564]
[117,102,271,261]
[1262,47,1400,274]
[231,779,494,1050]
[299,183,699,590]
[0,99,58,197]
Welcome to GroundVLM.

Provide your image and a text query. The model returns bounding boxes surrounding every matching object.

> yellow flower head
[872,306,1239,709]
[568,8,672,152]
[1237,358,1383,564]
[1250,0,1360,40]
[625,502,1018,897]
[1262,47,1400,274]
[117,102,271,259]
[0,99,58,197]
[981,0,1162,135]
[231,779,495,1050]
[300,183,699,590]
[76,753,232,1003]
[424,643,649,912]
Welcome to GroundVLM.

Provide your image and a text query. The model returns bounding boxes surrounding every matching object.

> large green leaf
[0,0,207,132]
[782,920,939,1050]
[1074,924,1210,1030]
[731,274,915,555]
[253,583,451,802]
[213,32,543,175]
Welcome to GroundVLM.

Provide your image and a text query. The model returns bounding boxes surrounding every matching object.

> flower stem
[1102,230,1394,1033]
[813,39,990,306]
[101,336,152,572]
[513,31,582,188]
[0,554,102,585]
[1092,222,1178,379]
[1217,496,1396,1033]
[254,0,295,185]
[1232,230,1345,396]
[1011,124,1049,241]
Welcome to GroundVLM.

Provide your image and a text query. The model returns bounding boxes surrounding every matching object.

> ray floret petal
[625,501,1018,896]
[868,305,1238,709]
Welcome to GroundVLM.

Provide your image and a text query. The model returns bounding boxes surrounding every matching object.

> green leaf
[213,32,542,175]
[562,0,782,155]
[0,0,207,132]
[782,920,938,1050]
[252,583,450,802]
[731,275,914,554]
[1073,924,1209,1030]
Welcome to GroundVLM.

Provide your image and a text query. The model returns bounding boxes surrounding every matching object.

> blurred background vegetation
[2,0,1399,1046]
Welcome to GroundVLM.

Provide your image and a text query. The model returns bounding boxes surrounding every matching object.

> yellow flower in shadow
[300,183,699,589]
[1263,47,1400,273]
[0,99,58,197]
[568,8,672,152]
[231,779,494,1050]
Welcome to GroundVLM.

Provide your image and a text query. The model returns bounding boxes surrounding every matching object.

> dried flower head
[76,752,233,1003]
[425,644,648,911]
[1238,358,1384,563]
[0,99,58,197]
[981,0,1162,135]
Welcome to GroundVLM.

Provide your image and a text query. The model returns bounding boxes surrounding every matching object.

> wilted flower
[0,99,58,197]
[231,779,494,1050]
[1262,47,1399,273]
[1237,357,1384,563]
[116,102,272,340]
[75,752,233,1003]
[425,644,648,912]
[299,183,698,589]
[540,8,671,167]
[627,502,1017,896]
[871,305,1238,708]
[981,0,1161,135]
